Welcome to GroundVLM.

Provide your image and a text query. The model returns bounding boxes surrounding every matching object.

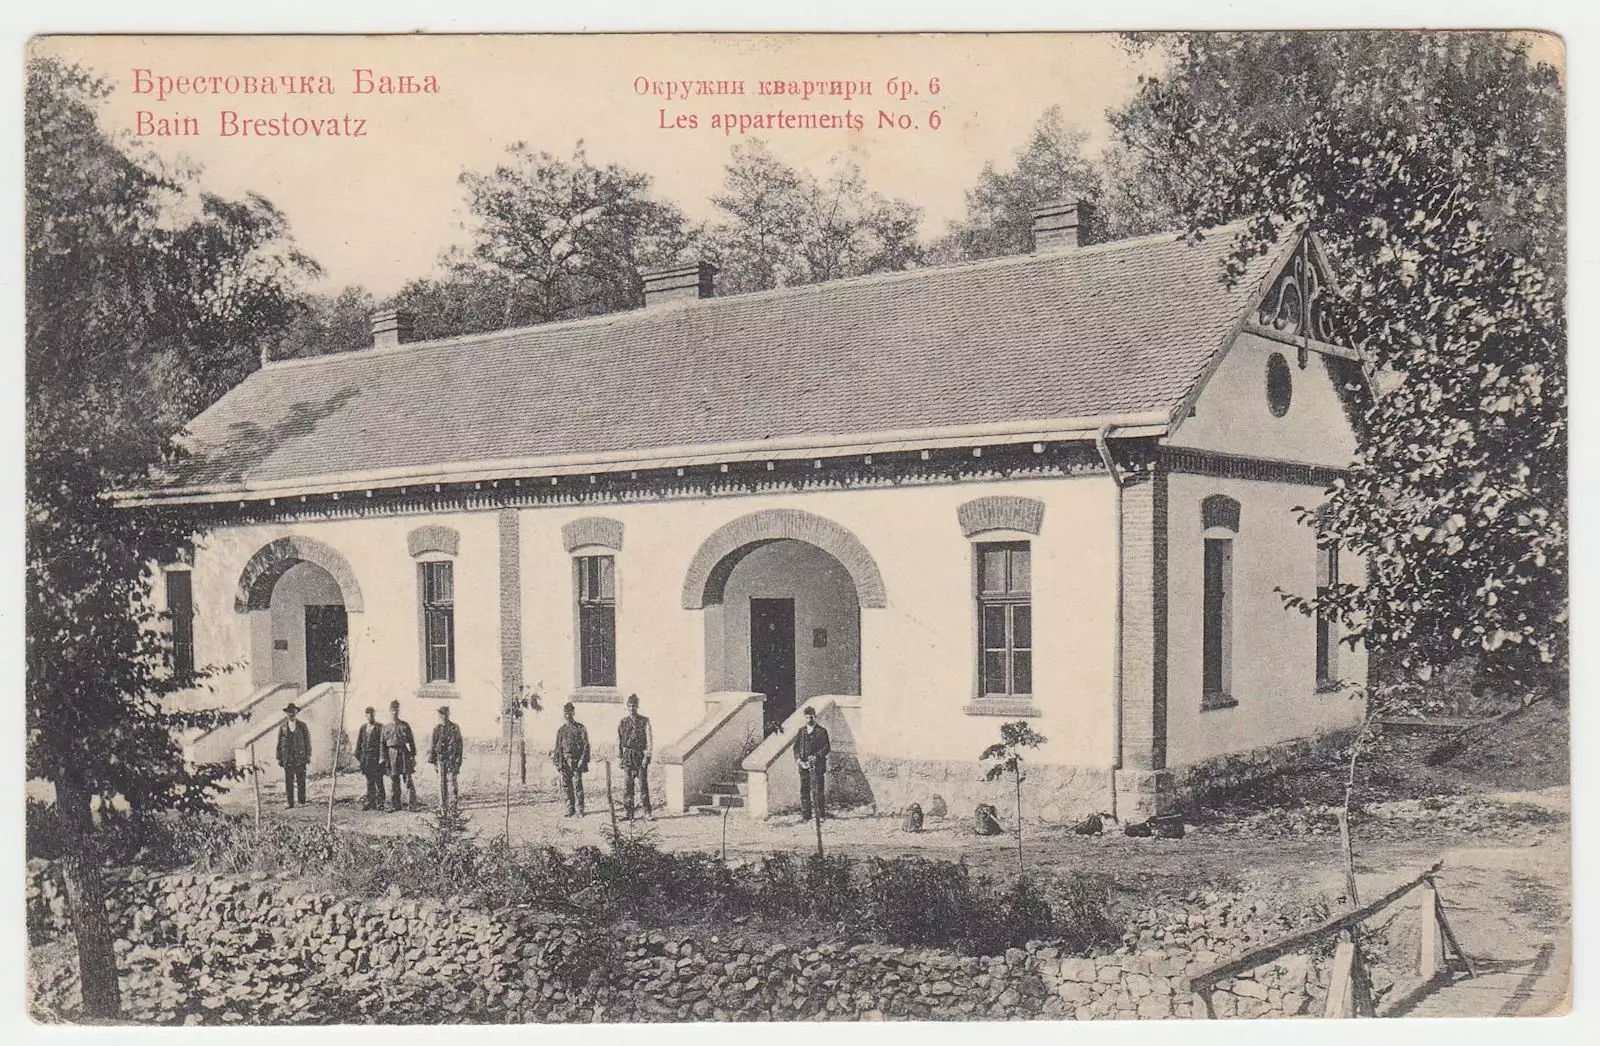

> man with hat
[553,702,590,817]
[381,699,419,811]
[354,706,385,811]
[617,694,654,821]
[275,702,312,809]
[793,705,831,823]
[428,704,465,813]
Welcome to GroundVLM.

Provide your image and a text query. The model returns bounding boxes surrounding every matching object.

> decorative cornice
[561,516,625,553]
[1159,447,1345,488]
[161,442,1115,528]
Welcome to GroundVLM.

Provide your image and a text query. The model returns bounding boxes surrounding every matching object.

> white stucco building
[121,203,1370,820]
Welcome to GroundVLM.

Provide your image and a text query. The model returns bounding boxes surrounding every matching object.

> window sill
[963,698,1041,718]
[415,683,460,700]
[1201,692,1238,712]
[570,686,626,704]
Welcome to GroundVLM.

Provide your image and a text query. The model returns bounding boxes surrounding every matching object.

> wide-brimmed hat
[283,703,299,714]
[437,705,451,716]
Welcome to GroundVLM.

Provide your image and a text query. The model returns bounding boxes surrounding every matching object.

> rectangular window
[1202,538,1234,706]
[977,542,1032,698]
[165,569,194,680]
[420,561,455,684]
[1316,544,1339,688]
[577,555,616,688]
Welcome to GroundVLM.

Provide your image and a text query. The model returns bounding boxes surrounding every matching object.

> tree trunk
[54,774,121,1019]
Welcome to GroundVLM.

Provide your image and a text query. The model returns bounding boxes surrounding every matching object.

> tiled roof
[162,226,1284,496]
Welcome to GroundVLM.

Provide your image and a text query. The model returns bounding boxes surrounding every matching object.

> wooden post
[721,808,729,863]
[250,742,263,831]
[1336,807,1360,907]
[604,758,619,839]
[1324,933,1358,1018]
[813,807,825,860]
[1418,882,1445,981]
[504,733,514,842]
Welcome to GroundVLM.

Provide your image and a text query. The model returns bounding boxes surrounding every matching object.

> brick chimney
[1032,199,1095,253]
[371,309,416,349]
[642,261,716,308]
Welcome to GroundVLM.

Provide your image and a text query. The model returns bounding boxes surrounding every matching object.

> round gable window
[1266,353,1293,417]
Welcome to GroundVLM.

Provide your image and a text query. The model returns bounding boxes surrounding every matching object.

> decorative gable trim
[957,496,1045,538]
[562,516,625,553]
[407,525,459,558]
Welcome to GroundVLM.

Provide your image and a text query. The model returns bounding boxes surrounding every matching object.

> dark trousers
[560,769,585,815]
[622,758,651,817]
[361,768,384,808]
[798,766,826,821]
[437,768,459,811]
[283,765,307,807]
[389,772,417,810]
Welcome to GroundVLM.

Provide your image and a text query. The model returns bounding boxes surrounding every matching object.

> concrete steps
[691,771,749,815]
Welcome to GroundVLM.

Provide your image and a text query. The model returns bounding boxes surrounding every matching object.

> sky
[34,34,1161,297]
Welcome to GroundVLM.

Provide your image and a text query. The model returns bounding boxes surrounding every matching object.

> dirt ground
[221,701,1570,933]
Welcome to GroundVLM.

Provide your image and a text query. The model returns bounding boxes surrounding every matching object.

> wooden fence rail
[1185,859,1471,1018]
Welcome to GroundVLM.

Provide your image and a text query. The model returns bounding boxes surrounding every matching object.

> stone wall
[29,866,1331,1024]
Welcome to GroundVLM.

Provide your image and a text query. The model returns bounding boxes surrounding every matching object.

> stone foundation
[858,757,1114,824]
[1119,727,1363,819]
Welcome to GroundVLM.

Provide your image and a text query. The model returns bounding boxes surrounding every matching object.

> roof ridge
[262,221,1253,372]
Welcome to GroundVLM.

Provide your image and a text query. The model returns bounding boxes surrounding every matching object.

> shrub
[59,811,1121,956]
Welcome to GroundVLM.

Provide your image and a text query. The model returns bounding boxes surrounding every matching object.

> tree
[26,57,318,1016]
[1111,31,1566,691]
[980,721,1048,878]
[270,285,376,360]
[937,107,1106,261]
[458,140,695,323]
[708,140,924,293]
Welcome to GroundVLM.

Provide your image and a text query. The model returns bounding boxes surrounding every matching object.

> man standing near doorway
[276,702,311,809]
[794,705,831,822]
[617,694,654,821]
[381,700,419,812]
[429,705,464,813]
[354,706,384,811]
[554,702,590,817]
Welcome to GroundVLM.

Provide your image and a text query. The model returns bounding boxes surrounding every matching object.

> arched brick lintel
[957,496,1046,538]
[407,524,460,558]
[681,509,887,610]
[562,516,625,553]
[1201,494,1242,533]
[235,535,364,613]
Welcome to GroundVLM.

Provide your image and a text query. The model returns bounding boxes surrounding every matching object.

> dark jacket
[793,723,831,771]
[617,713,653,767]
[380,719,417,775]
[554,721,590,774]
[354,721,384,772]
[429,720,464,771]
[276,719,312,768]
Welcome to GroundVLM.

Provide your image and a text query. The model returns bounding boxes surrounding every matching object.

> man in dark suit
[793,705,831,822]
[380,700,419,812]
[428,704,464,813]
[553,702,590,817]
[275,702,312,809]
[354,706,385,811]
[617,694,654,821]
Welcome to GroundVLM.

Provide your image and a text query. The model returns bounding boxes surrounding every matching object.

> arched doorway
[235,536,363,690]
[684,510,885,734]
